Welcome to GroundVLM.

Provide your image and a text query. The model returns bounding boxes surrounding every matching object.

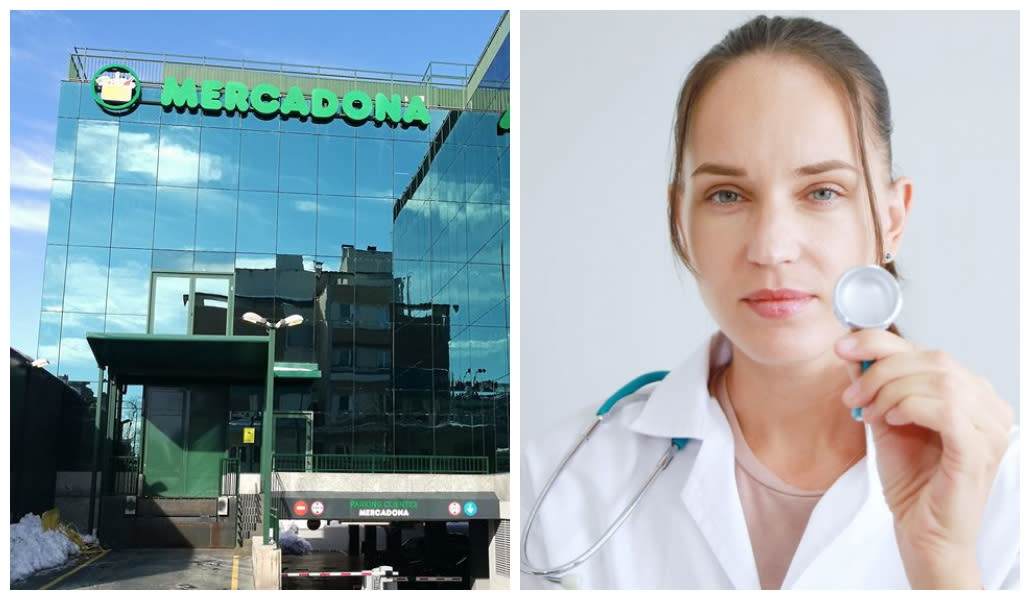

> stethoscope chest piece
[833,264,903,421]
[833,264,902,330]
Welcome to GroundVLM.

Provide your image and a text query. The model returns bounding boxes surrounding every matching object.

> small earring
[883,250,895,264]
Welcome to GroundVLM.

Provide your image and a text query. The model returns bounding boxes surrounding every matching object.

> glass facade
[40,39,509,473]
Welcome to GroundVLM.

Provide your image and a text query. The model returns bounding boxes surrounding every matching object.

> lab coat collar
[627,330,731,441]
[628,330,891,589]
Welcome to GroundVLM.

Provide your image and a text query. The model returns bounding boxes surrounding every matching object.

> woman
[520,15,1018,590]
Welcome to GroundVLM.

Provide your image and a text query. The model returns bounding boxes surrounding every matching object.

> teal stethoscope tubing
[852,360,873,421]
[520,371,688,582]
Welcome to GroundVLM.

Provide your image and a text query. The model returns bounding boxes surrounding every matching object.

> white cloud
[9,196,49,232]
[10,147,53,191]
[294,200,318,212]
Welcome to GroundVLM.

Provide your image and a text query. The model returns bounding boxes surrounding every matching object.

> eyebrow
[690,159,860,178]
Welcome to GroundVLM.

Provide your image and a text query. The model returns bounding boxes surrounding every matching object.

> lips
[742,288,815,319]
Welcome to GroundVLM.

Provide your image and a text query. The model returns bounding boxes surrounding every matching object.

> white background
[520,11,1019,443]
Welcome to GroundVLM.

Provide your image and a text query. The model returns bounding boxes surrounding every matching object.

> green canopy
[86,333,270,384]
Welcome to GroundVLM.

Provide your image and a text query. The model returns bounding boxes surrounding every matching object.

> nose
[746,194,802,267]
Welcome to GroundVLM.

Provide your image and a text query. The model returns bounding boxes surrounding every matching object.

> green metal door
[143,388,186,497]
[143,386,228,497]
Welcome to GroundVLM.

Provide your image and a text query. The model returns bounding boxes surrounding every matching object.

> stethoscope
[520,264,903,584]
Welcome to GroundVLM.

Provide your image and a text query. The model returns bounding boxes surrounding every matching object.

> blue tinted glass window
[123,86,163,124]
[355,197,393,252]
[195,188,237,252]
[316,195,354,258]
[161,105,202,127]
[116,122,159,185]
[37,312,62,372]
[194,252,235,273]
[469,326,509,381]
[435,201,467,263]
[158,125,200,187]
[431,260,458,300]
[105,314,148,334]
[151,275,190,334]
[112,184,155,248]
[47,181,72,245]
[280,110,315,134]
[63,246,110,313]
[239,131,279,191]
[466,203,502,259]
[393,199,430,262]
[107,248,152,315]
[278,193,316,255]
[152,250,195,272]
[443,266,469,330]
[447,327,471,389]
[69,182,114,246]
[199,128,240,189]
[353,119,394,140]
[235,253,275,270]
[394,141,427,198]
[238,110,280,132]
[476,297,510,329]
[74,121,118,182]
[355,139,393,197]
[52,119,77,180]
[237,191,277,253]
[59,312,107,383]
[467,263,507,326]
[41,244,68,313]
[394,115,433,142]
[279,134,316,194]
[58,82,81,117]
[154,186,197,250]
[317,136,355,195]
[202,108,241,130]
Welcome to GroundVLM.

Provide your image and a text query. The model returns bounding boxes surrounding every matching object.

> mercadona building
[34,13,509,590]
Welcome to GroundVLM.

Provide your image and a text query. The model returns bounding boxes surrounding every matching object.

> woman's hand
[834,329,1013,589]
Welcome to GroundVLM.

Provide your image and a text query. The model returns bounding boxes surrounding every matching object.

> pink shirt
[712,365,826,590]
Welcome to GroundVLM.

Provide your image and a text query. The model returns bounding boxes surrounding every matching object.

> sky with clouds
[8,9,504,356]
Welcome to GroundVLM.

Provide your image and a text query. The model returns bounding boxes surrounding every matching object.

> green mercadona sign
[92,64,431,126]
[162,77,431,125]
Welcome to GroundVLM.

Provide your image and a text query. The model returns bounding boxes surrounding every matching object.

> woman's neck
[720,343,867,488]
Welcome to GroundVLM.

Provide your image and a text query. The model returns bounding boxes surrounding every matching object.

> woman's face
[680,53,909,367]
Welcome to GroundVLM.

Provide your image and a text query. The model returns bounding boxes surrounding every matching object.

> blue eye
[711,190,740,204]
[811,188,840,202]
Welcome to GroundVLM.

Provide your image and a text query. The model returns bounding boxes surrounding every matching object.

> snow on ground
[9,514,82,583]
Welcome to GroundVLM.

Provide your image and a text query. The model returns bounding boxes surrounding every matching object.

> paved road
[16,548,254,590]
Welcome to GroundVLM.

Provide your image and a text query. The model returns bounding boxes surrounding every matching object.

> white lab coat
[521,332,1020,590]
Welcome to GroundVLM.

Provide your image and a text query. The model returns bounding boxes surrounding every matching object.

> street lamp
[243,312,304,545]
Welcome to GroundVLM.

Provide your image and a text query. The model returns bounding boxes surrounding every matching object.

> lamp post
[242,311,305,545]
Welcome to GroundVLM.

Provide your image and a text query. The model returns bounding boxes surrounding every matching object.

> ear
[884,176,912,256]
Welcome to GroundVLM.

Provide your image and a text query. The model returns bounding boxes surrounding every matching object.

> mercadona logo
[91,64,141,112]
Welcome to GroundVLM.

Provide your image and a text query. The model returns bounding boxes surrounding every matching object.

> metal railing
[220,458,241,545]
[111,456,139,495]
[68,48,476,111]
[273,453,489,474]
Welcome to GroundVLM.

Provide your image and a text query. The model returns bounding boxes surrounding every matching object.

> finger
[880,394,977,449]
[841,350,950,410]
[864,371,994,435]
[860,373,939,425]
[834,328,921,364]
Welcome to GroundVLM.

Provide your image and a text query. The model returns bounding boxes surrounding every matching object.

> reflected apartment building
[34,13,509,589]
